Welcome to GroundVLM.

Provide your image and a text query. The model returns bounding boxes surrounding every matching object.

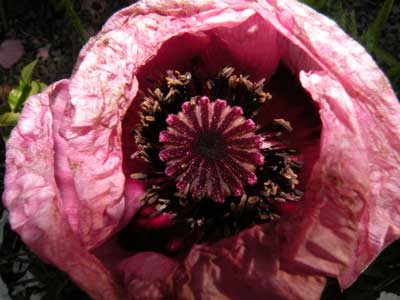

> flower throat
[128,65,303,255]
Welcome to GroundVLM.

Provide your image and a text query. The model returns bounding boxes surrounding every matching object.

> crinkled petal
[252,0,400,288]
[297,70,400,288]
[3,81,122,300]
[58,31,143,248]
[174,226,325,300]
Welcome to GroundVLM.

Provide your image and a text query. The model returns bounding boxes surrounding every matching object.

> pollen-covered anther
[159,96,264,202]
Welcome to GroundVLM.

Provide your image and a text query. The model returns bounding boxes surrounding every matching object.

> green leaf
[61,0,88,43]
[331,1,346,28]
[11,85,31,113]
[347,10,358,38]
[20,59,38,85]
[7,86,24,111]
[38,81,47,91]
[28,81,46,99]
[0,111,20,127]
[388,65,400,78]
[361,0,394,51]
[6,60,47,113]
[373,47,400,69]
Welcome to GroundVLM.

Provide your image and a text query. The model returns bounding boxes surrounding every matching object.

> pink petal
[175,226,325,300]
[3,81,122,299]
[254,0,400,288]
[0,39,24,68]
[298,70,400,288]
[120,252,178,299]
[58,40,142,248]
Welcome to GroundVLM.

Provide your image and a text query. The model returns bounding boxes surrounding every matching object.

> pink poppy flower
[3,0,400,299]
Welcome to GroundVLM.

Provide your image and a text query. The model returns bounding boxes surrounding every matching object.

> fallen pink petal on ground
[0,39,24,68]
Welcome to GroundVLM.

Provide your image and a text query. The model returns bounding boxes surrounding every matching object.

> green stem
[369,0,394,37]
[361,0,394,50]
[62,0,88,43]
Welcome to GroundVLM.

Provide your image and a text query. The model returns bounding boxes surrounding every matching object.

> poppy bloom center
[127,66,305,253]
[159,97,264,202]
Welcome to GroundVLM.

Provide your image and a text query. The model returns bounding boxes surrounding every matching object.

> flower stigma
[127,65,304,255]
[159,97,264,202]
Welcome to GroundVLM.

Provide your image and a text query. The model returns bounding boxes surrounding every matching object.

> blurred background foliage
[302,0,399,97]
[0,0,399,299]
